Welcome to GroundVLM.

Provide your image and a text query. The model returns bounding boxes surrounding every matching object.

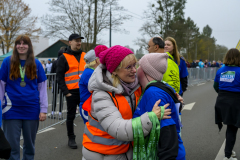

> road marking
[215,139,225,160]
[37,127,55,134]
[197,83,205,86]
[182,102,196,111]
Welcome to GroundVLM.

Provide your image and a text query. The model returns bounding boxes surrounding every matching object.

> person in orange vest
[57,34,86,149]
[82,45,172,159]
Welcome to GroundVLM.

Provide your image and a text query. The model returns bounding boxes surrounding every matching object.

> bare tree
[41,0,131,51]
[0,0,41,54]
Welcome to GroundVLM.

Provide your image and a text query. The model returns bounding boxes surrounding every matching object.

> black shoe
[68,137,77,149]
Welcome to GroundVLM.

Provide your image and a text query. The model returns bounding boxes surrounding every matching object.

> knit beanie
[95,45,108,58]
[84,49,97,64]
[139,53,169,81]
[99,45,133,73]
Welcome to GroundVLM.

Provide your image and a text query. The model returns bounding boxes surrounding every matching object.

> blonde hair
[111,54,137,87]
[165,37,180,65]
[84,58,98,69]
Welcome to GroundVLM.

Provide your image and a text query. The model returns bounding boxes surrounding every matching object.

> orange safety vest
[63,52,86,90]
[82,87,142,155]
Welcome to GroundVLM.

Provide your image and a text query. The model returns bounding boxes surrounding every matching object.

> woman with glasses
[82,45,172,160]
[0,35,47,160]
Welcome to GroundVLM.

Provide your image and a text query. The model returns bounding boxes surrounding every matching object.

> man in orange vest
[57,34,86,149]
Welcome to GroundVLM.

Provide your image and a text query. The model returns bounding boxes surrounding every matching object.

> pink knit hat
[99,45,133,73]
[139,53,169,81]
[94,45,108,58]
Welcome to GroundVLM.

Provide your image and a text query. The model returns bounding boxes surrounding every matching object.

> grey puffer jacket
[82,64,153,160]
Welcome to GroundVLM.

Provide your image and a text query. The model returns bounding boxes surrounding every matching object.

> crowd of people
[186,59,223,68]
[0,32,238,160]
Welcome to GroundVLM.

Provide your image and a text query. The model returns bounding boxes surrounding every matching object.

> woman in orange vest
[82,45,171,160]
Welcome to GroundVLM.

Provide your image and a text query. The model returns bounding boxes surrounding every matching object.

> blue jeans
[3,120,39,160]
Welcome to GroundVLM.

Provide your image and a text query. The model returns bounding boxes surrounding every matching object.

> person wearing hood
[79,46,104,124]
[82,45,172,160]
[57,34,86,149]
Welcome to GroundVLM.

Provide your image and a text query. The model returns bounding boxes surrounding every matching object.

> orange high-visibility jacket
[82,87,142,155]
[63,52,86,90]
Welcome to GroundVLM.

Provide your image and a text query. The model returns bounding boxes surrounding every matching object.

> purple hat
[99,45,133,73]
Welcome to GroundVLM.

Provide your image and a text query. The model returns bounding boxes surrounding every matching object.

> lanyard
[19,65,25,82]
[88,67,95,70]
[133,80,165,160]
[132,109,164,160]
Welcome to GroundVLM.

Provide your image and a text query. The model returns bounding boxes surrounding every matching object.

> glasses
[125,63,137,72]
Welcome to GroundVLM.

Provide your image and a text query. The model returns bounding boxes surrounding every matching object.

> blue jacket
[133,86,186,160]
[79,68,94,124]
[178,58,189,95]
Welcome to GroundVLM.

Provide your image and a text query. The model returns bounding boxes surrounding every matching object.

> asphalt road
[18,81,240,160]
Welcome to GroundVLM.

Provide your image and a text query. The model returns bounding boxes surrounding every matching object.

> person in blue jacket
[133,53,186,160]
[79,45,106,123]
[214,48,240,160]
[0,35,48,160]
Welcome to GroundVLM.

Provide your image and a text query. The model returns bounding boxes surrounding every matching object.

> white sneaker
[232,151,236,157]
[223,157,238,160]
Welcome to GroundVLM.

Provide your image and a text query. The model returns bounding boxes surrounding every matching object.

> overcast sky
[24,0,240,53]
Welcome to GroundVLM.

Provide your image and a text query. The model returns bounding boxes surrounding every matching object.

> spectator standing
[164,37,188,96]
[214,48,240,160]
[46,59,52,74]
[0,35,47,160]
[41,60,46,71]
[198,59,204,68]
[57,34,86,149]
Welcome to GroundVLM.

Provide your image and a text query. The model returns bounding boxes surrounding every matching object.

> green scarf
[132,80,165,160]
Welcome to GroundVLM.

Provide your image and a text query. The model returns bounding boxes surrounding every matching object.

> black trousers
[66,94,80,138]
[225,125,238,158]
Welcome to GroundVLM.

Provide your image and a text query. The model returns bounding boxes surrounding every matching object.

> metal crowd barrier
[187,67,219,86]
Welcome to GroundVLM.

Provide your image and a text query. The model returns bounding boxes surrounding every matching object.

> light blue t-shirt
[199,61,204,68]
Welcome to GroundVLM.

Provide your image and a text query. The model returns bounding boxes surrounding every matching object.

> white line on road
[182,102,196,111]
[197,83,206,86]
[215,139,225,160]
[37,127,55,134]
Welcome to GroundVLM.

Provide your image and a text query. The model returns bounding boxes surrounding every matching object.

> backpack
[145,81,183,113]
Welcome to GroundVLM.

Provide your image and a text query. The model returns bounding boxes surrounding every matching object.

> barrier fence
[187,67,218,86]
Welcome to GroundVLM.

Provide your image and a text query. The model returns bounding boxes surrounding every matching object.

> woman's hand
[175,93,184,104]
[152,100,171,120]
[39,113,47,121]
